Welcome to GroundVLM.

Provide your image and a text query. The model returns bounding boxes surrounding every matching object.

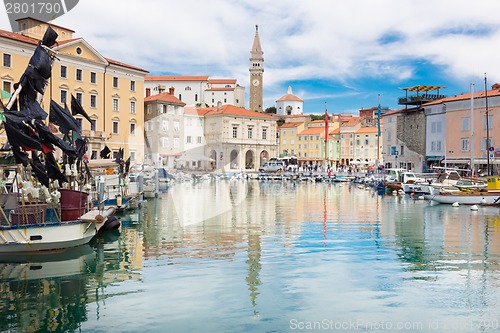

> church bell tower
[249,25,264,113]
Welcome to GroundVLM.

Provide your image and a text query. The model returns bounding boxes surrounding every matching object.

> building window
[365,139,369,145]
[248,127,253,139]
[187,136,192,143]
[197,136,202,144]
[76,68,83,81]
[162,121,168,131]
[195,94,198,102]
[262,128,267,140]
[147,105,152,114]
[461,138,469,152]
[75,92,83,106]
[112,77,119,88]
[112,121,119,134]
[90,94,97,108]
[2,53,11,67]
[90,119,96,131]
[2,81,12,94]
[174,138,180,148]
[130,101,136,114]
[112,98,119,111]
[130,80,136,92]
[130,151,136,162]
[162,137,168,148]
[232,126,238,138]
[461,118,469,131]
[60,65,67,78]
[91,150,97,159]
[90,72,97,84]
[60,90,68,104]
[130,123,136,135]
[173,121,179,132]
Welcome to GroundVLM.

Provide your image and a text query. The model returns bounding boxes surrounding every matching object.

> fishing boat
[426,176,500,205]
[0,26,115,253]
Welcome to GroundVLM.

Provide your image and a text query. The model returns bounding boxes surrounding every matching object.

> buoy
[452,202,460,207]
[418,195,424,200]
[471,205,479,211]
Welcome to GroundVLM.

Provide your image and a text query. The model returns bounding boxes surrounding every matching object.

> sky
[2,0,500,115]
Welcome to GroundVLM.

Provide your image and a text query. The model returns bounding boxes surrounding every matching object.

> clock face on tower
[252,79,260,86]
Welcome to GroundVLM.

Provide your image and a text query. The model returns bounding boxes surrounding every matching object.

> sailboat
[0,26,114,253]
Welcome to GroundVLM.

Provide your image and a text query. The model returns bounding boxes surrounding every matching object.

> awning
[176,154,214,162]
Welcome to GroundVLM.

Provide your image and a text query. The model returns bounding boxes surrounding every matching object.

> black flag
[30,152,50,188]
[49,100,80,133]
[100,145,111,159]
[71,94,92,123]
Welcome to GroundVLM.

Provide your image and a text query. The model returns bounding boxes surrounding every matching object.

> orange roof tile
[299,127,325,135]
[330,128,341,134]
[144,92,185,105]
[0,28,38,45]
[424,88,500,106]
[197,104,276,119]
[356,127,378,134]
[276,93,303,102]
[208,79,236,84]
[279,122,303,129]
[105,58,149,73]
[146,76,209,81]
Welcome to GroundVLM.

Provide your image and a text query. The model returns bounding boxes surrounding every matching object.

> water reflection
[1,181,500,332]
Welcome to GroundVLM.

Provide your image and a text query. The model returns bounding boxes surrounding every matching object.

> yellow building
[1,18,148,163]
[279,122,304,157]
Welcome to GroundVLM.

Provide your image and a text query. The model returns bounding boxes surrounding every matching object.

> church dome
[276,86,304,102]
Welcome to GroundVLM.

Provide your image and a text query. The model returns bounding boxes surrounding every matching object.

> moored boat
[428,176,500,205]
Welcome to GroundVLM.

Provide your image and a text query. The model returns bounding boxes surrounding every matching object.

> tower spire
[249,25,264,112]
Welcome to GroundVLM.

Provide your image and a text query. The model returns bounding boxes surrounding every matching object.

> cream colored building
[1,18,148,163]
[144,89,186,169]
[200,104,277,172]
[145,76,245,108]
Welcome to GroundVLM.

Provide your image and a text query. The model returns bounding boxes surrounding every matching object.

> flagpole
[324,102,329,171]
[377,94,381,171]
[485,74,491,176]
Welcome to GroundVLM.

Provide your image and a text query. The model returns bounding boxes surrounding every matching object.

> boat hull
[430,193,500,205]
[0,221,96,254]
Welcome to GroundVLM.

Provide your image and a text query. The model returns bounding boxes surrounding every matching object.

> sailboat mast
[485,74,491,176]
[470,83,475,176]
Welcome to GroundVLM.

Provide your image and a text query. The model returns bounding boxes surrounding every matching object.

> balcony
[82,130,106,142]
[399,85,446,106]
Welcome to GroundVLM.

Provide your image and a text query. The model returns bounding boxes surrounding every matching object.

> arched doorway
[245,150,254,170]
[230,149,239,169]
[260,150,268,167]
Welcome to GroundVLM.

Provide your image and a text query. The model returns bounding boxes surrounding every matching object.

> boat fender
[100,216,121,232]
[452,202,460,207]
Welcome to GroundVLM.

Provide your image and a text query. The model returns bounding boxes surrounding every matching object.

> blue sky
[2,0,500,114]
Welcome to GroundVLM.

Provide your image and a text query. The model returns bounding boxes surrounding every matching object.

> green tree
[264,106,277,114]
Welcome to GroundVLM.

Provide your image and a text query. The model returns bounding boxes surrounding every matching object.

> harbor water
[2,180,500,332]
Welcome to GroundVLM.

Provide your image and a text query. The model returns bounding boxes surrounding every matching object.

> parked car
[259,161,286,173]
